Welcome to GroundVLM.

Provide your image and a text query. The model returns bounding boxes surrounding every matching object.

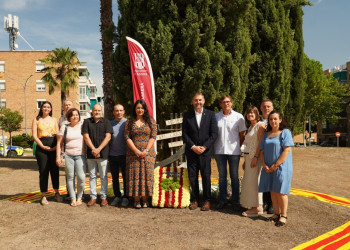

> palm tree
[40,47,81,114]
[100,0,114,120]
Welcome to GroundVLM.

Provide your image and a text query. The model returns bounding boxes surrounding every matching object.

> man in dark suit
[182,92,218,211]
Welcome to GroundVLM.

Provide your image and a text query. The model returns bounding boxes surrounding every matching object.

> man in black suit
[182,92,218,211]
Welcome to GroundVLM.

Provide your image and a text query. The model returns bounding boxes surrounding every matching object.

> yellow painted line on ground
[291,221,350,250]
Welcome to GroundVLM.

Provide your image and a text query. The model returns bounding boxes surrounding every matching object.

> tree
[303,55,349,125]
[100,0,115,120]
[40,47,81,114]
[0,108,23,149]
[112,0,245,126]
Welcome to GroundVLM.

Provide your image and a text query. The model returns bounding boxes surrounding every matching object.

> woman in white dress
[240,106,265,217]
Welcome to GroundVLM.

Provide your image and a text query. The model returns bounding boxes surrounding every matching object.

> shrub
[11,134,34,149]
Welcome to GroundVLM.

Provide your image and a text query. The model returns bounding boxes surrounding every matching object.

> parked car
[0,143,24,157]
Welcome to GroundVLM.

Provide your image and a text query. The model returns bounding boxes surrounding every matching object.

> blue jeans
[65,155,86,201]
[214,154,241,204]
[87,159,108,199]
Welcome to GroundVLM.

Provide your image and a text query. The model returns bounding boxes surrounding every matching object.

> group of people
[32,92,293,227]
[182,93,293,227]
[32,99,157,209]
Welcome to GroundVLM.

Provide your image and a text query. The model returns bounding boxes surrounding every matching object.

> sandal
[275,215,287,227]
[134,201,141,209]
[265,214,280,222]
[76,198,83,206]
[40,196,49,205]
[142,201,149,208]
[70,200,77,207]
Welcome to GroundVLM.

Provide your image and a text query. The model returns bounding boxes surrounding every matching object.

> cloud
[314,0,323,5]
[0,0,46,11]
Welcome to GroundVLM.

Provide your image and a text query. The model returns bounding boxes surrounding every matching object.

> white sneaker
[111,197,121,206]
[121,198,129,207]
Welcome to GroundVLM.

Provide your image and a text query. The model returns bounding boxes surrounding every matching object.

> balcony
[79,76,87,83]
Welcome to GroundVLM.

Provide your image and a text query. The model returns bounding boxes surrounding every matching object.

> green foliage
[303,55,349,124]
[113,0,248,126]
[0,108,23,148]
[160,178,181,192]
[40,47,81,113]
[11,134,34,148]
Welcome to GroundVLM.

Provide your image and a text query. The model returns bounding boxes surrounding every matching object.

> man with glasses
[214,95,246,211]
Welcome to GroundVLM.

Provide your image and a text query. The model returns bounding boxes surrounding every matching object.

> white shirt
[195,108,203,129]
[214,109,246,155]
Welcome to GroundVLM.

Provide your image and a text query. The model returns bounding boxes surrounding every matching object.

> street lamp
[4,74,33,135]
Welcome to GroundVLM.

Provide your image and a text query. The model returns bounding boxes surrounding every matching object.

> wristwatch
[145,149,150,153]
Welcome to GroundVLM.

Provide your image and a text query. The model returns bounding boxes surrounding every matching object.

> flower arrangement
[152,166,190,208]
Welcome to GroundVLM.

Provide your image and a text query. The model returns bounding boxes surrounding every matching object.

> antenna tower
[4,14,34,50]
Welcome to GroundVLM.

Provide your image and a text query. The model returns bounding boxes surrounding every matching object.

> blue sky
[0,0,348,94]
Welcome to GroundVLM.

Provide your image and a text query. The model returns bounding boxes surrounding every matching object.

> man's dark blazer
[182,108,218,159]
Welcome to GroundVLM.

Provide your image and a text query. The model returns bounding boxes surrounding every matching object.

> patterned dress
[124,118,157,197]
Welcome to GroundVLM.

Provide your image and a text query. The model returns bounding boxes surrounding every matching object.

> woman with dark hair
[124,99,157,208]
[240,106,265,217]
[259,110,294,226]
[32,101,62,205]
[56,108,86,207]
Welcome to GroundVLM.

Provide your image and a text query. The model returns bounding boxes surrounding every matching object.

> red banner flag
[126,36,156,121]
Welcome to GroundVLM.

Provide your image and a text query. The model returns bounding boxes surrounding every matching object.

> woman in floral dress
[125,99,157,209]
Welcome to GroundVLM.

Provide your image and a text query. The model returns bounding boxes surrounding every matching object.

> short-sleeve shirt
[82,117,113,159]
[109,118,127,156]
[58,123,85,156]
[214,109,247,155]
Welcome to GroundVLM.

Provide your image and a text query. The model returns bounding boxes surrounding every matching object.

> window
[0,80,5,91]
[79,86,87,99]
[35,61,45,72]
[37,99,46,109]
[80,103,88,111]
[0,99,6,107]
[36,80,46,91]
[0,61,4,73]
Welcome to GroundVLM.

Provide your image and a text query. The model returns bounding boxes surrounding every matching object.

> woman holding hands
[259,111,294,226]
[32,101,62,205]
[124,100,157,209]
[56,108,86,207]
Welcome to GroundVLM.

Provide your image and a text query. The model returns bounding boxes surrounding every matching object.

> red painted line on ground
[303,224,350,250]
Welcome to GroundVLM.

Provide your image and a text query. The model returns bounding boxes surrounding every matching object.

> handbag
[59,125,68,168]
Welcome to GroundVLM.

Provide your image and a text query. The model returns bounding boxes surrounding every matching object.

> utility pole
[6,74,33,135]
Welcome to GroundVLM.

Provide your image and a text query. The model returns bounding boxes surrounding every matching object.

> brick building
[320,62,350,147]
[0,50,79,138]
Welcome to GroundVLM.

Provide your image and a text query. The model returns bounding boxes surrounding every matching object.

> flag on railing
[126,36,156,121]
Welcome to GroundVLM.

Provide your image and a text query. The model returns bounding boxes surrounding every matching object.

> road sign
[165,118,183,126]
[335,132,340,137]
[156,131,182,140]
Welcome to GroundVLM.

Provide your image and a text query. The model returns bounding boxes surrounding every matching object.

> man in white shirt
[214,95,246,210]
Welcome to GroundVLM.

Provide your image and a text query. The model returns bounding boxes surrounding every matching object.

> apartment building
[0,50,79,137]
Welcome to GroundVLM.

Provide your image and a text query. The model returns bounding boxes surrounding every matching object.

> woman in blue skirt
[259,110,294,227]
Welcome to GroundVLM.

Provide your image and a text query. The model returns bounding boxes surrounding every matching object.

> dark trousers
[35,137,59,193]
[109,155,127,198]
[263,192,272,206]
[187,155,211,203]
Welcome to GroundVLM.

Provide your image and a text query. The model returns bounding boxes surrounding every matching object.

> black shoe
[275,215,287,227]
[216,201,227,210]
[263,203,269,212]
[267,205,274,214]
[232,203,242,212]
[265,214,280,222]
